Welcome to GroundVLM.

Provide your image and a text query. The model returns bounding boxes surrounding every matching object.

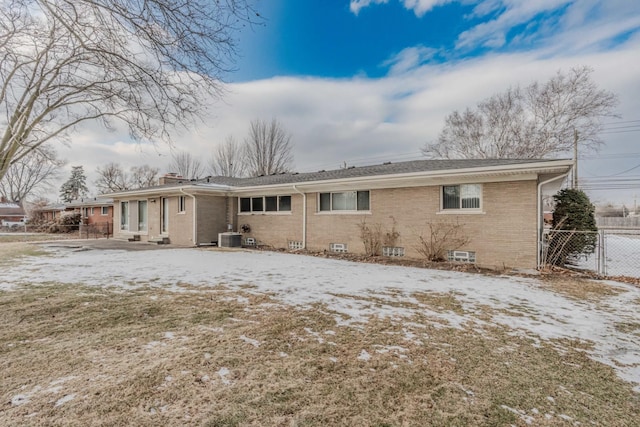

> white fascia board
[231,160,573,194]
[107,184,231,199]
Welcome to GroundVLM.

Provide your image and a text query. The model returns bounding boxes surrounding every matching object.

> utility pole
[573,129,578,189]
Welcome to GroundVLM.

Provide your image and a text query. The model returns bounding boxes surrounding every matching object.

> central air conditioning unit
[218,232,242,248]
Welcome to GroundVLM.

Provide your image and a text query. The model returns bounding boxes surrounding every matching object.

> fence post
[599,229,606,276]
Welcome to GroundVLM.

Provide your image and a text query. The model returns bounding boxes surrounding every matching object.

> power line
[600,124,640,131]
[599,129,640,135]
[581,152,640,160]
[602,119,640,126]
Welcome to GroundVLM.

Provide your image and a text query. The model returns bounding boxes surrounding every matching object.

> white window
[138,200,148,232]
[318,191,369,212]
[101,206,108,216]
[442,184,481,210]
[239,195,292,213]
[89,207,94,216]
[161,198,169,234]
[120,201,129,230]
[178,196,186,213]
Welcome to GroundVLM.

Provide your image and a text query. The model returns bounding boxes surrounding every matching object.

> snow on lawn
[575,233,640,277]
[2,245,640,391]
[603,234,640,277]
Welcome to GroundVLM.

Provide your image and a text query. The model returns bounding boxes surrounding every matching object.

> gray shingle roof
[104,158,569,196]
[199,158,565,187]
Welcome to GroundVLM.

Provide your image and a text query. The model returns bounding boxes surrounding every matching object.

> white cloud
[402,0,455,17]
[383,45,439,74]
[350,0,389,16]
[350,1,640,54]
[351,0,454,17]
[456,0,574,49]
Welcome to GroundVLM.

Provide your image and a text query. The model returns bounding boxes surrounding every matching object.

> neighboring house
[106,158,572,270]
[0,199,27,227]
[66,198,114,226]
[31,203,69,222]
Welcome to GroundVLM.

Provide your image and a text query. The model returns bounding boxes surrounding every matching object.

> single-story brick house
[0,199,27,227]
[31,203,69,222]
[66,198,114,226]
[106,158,572,269]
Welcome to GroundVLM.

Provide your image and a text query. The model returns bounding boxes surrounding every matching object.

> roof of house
[105,158,573,197]
[0,203,26,217]
[33,203,68,212]
[200,158,564,187]
[66,198,114,208]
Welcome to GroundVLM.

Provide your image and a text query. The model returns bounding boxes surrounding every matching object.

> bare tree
[168,151,205,179]
[210,135,246,177]
[0,145,65,202]
[130,165,159,188]
[244,119,294,177]
[422,67,619,159]
[95,163,130,193]
[95,163,159,192]
[0,0,257,182]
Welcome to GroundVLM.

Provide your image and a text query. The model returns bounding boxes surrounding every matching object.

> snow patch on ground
[239,335,260,348]
[357,350,371,361]
[217,367,232,385]
[54,394,76,407]
[2,246,640,391]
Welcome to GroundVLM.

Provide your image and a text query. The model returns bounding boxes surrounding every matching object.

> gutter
[536,171,571,268]
[179,188,198,245]
[292,185,307,249]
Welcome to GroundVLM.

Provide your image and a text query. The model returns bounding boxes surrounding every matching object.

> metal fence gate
[541,229,640,278]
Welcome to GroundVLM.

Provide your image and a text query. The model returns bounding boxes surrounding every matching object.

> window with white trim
[239,196,292,213]
[138,200,148,231]
[120,201,129,230]
[442,184,481,210]
[178,196,186,213]
[101,206,108,215]
[318,191,369,212]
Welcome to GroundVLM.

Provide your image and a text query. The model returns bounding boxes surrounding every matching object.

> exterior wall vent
[383,246,405,257]
[330,243,348,253]
[447,250,476,263]
[288,241,304,250]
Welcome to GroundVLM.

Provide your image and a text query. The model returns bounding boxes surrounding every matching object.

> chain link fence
[79,222,113,239]
[541,229,640,278]
[1,222,112,239]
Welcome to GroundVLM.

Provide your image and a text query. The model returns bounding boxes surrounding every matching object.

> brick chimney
[158,173,184,185]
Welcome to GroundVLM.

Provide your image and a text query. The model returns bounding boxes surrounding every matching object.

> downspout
[179,188,197,246]
[537,172,571,267]
[292,185,307,249]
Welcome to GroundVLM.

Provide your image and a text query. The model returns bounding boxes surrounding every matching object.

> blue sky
[64,0,640,204]
[233,0,482,80]
[232,0,625,81]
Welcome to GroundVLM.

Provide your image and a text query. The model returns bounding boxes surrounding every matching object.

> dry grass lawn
[1,279,639,426]
[0,233,81,244]
[0,242,47,268]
